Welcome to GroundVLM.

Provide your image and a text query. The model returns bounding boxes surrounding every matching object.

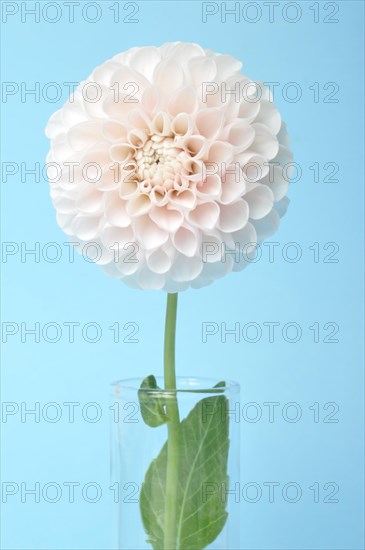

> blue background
[1,1,364,548]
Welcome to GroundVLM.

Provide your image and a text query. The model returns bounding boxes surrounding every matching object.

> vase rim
[111,376,240,394]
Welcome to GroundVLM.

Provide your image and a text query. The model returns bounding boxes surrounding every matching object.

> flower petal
[188,202,220,230]
[172,226,198,257]
[218,200,249,232]
[135,216,169,250]
[104,192,131,227]
[245,185,274,220]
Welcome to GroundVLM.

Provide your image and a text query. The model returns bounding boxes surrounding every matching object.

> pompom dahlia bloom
[46,42,292,291]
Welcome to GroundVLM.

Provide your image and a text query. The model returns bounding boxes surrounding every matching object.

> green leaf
[140,383,229,549]
[138,375,169,428]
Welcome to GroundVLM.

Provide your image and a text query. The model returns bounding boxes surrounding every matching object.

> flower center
[134,134,187,190]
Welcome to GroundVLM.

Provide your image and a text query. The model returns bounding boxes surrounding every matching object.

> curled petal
[153,59,184,95]
[67,121,101,151]
[172,226,199,257]
[137,268,166,290]
[182,135,207,159]
[167,42,205,68]
[171,113,193,136]
[188,56,217,87]
[168,86,198,117]
[71,215,101,240]
[92,61,122,86]
[182,158,206,182]
[215,54,242,80]
[236,152,269,182]
[231,222,258,271]
[61,96,88,129]
[188,201,220,230]
[221,120,255,152]
[151,111,172,136]
[110,143,135,163]
[127,108,152,133]
[102,93,137,121]
[170,253,203,282]
[200,231,224,263]
[76,187,103,214]
[146,248,172,274]
[100,225,134,250]
[129,46,161,80]
[150,186,168,206]
[104,192,131,227]
[168,189,196,209]
[46,109,66,139]
[196,174,222,200]
[141,86,162,114]
[111,66,149,99]
[238,98,261,122]
[149,205,184,232]
[251,123,279,159]
[135,216,169,250]
[128,128,148,148]
[251,208,280,242]
[102,120,129,143]
[254,100,282,135]
[195,109,224,139]
[220,169,247,205]
[126,193,152,217]
[119,178,139,199]
[218,200,249,232]
[245,185,274,220]
[207,141,234,165]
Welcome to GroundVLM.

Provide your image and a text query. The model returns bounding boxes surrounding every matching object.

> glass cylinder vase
[111,376,240,550]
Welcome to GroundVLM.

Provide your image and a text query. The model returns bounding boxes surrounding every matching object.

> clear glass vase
[111,376,240,550]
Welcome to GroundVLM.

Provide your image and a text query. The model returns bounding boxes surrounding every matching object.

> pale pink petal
[195,109,223,139]
[251,123,279,159]
[245,185,274,220]
[153,59,184,95]
[220,170,247,204]
[71,215,101,240]
[76,187,103,214]
[207,141,234,164]
[102,120,129,143]
[218,200,249,232]
[104,192,131,227]
[126,194,151,217]
[168,189,196,209]
[188,56,217,87]
[137,268,166,290]
[221,120,255,151]
[168,87,197,116]
[171,113,193,136]
[149,205,183,232]
[255,100,282,135]
[172,226,198,257]
[182,135,207,159]
[135,216,169,250]
[188,202,220,230]
[146,248,172,274]
[151,112,172,136]
[129,46,161,80]
[170,253,203,282]
[110,143,135,163]
[196,174,222,200]
[100,225,134,250]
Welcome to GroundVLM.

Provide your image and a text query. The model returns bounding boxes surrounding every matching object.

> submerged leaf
[140,384,229,549]
[138,375,168,428]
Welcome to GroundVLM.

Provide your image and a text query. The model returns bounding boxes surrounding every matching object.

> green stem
[163,293,180,550]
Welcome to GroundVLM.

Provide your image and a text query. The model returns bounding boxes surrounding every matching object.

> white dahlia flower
[45,42,292,291]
